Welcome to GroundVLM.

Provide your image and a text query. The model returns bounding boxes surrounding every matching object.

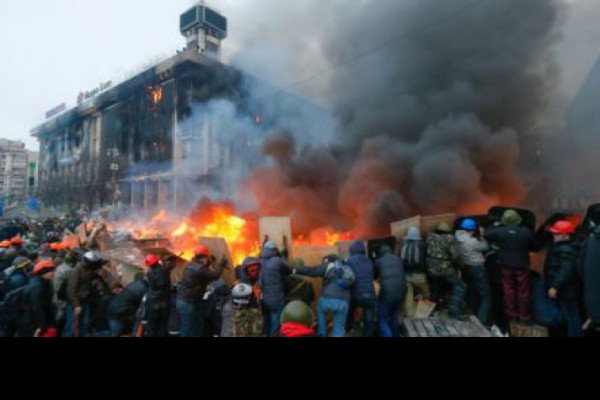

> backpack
[325,261,355,290]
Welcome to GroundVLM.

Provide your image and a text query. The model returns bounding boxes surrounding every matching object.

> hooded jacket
[484,225,537,269]
[259,248,291,309]
[455,230,489,266]
[177,259,226,304]
[374,246,406,303]
[347,242,376,303]
[25,275,56,334]
[583,227,600,321]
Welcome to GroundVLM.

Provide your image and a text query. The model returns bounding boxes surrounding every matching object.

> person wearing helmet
[1,256,31,297]
[176,246,228,337]
[543,221,582,337]
[144,253,176,337]
[279,300,316,338]
[10,237,28,258]
[64,251,109,337]
[24,261,58,337]
[456,219,491,326]
[231,281,263,337]
[259,241,293,337]
[1,248,19,272]
[484,210,538,325]
[426,223,467,321]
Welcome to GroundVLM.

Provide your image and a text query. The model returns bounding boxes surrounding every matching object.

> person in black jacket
[375,245,406,337]
[176,246,227,338]
[106,276,149,337]
[347,241,377,337]
[484,210,537,324]
[259,242,292,337]
[144,253,176,337]
[544,221,583,337]
[25,260,58,337]
[582,224,600,330]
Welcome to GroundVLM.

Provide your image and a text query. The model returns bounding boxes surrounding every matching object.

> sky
[1,0,600,151]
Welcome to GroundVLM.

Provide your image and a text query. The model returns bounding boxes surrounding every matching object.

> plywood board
[336,241,354,261]
[293,246,337,266]
[62,234,81,249]
[76,223,88,245]
[259,217,292,255]
[133,237,171,250]
[391,216,422,241]
[198,237,235,286]
[509,323,549,338]
[421,214,457,234]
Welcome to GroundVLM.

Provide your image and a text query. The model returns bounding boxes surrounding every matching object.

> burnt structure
[31,4,321,213]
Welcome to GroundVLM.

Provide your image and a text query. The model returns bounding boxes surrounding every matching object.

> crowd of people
[0,208,599,338]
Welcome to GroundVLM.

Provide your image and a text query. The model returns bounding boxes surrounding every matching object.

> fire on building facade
[31,3,321,213]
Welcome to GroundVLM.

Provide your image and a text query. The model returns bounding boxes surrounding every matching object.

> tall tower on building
[180,1,228,60]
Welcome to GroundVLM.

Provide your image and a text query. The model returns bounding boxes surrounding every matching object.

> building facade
[0,139,29,205]
[31,4,326,213]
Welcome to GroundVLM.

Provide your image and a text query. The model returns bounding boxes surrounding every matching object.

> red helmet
[33,260,56,275]
[10,237,23,246]
[145,254,161,268]
[549,221,576,235]
[194,245,211,258]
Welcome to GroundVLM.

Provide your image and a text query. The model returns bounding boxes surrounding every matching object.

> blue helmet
[460,219,478,231]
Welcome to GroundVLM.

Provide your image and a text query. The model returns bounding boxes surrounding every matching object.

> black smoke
[245,0,567,235]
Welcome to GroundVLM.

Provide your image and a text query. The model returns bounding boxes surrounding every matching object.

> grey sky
[1,0,599,151]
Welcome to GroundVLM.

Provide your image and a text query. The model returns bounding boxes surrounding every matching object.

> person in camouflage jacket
[426,223,467,320]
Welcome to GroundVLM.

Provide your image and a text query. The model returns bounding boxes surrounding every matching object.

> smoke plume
[240,0,567,235]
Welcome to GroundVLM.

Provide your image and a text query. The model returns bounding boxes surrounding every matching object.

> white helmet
[232,283,253,299]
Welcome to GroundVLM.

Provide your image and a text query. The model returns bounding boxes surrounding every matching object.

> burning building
[31,3,326,214]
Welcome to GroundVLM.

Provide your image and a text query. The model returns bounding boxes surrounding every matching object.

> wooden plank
[509,323,549,337]
[413,319,429,337]
[402,319,420,338]
[454,320,475,337]
[421,214,456,234]
[293,246,337,266]
[422,319,440,337]
[433,320,452,337]
[259,217,292,255]
[391,216,422,241]
[469,316,493,337]
[198,237,235,286]
[336,241,354,261]
[133,237,171,250]
[444,321,461,337]
[76,223,88,245]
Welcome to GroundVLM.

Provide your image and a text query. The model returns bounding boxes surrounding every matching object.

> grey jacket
[455,231,489,266]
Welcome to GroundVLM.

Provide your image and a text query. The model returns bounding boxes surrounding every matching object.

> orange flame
[108,204,355,267]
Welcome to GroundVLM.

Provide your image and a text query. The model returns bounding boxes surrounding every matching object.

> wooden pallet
[402,315,492,337]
